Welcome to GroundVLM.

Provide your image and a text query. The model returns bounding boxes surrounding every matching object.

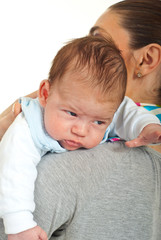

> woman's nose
[71,122,88,137]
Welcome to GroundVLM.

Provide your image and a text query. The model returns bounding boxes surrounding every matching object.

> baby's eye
[94,120,104,125]
[67,111,77,117]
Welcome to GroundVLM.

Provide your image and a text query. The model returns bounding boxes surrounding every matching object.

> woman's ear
[38,80,50,107]
[135,43,161,77]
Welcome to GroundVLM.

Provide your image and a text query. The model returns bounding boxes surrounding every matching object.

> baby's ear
[38,80,50,107]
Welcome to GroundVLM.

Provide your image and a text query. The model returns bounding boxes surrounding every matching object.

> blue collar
[21,97,66,155]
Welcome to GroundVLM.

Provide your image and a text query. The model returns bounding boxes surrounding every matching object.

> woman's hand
[0,91,38,140]
[8,226,48,240]
[0,101,21,140]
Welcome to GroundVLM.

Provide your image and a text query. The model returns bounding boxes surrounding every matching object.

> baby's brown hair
[49,35,127,103]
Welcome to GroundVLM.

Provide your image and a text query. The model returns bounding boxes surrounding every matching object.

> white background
[0,0,119,113]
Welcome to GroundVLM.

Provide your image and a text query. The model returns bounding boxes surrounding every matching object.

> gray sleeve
[0,142,160,240]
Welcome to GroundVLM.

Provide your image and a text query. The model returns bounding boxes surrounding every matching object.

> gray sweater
[0,142,160,239]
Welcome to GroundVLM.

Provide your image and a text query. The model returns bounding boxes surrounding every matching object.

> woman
[0,1,161,239]
[90,0,161,153]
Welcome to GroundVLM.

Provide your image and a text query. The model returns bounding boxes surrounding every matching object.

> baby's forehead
[54,74,122,107]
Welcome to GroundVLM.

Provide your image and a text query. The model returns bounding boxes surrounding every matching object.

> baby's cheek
[44,121,61,140]
[86,136,103,149]
[45,114,67,139]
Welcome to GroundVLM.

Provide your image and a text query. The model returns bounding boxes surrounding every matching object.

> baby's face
[40,74,119,151]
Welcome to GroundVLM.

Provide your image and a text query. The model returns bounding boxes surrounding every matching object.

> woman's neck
[126,77,161,105]
[126,91,161,105]
[127,67,161,104]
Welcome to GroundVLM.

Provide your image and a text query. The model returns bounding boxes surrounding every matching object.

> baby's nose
[71,122,88,137]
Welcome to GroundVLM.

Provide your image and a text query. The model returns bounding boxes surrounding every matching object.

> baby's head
[39,35,127,150]
[48,35,126,102]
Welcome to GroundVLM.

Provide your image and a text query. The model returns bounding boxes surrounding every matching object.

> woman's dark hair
[109,0,161,49]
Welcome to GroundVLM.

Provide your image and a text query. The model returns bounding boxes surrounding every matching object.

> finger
[12,101,21,117]
[125,138,148,148]
[125,140,140,148]
[39,230,48,240]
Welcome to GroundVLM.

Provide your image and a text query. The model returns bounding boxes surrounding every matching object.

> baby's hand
[8,226,48,240]
[125,123,161,148]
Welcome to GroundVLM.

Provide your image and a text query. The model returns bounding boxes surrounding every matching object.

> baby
[0,35,161,240]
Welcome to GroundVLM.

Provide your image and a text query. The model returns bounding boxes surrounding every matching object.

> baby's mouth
[61,139,82,150]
